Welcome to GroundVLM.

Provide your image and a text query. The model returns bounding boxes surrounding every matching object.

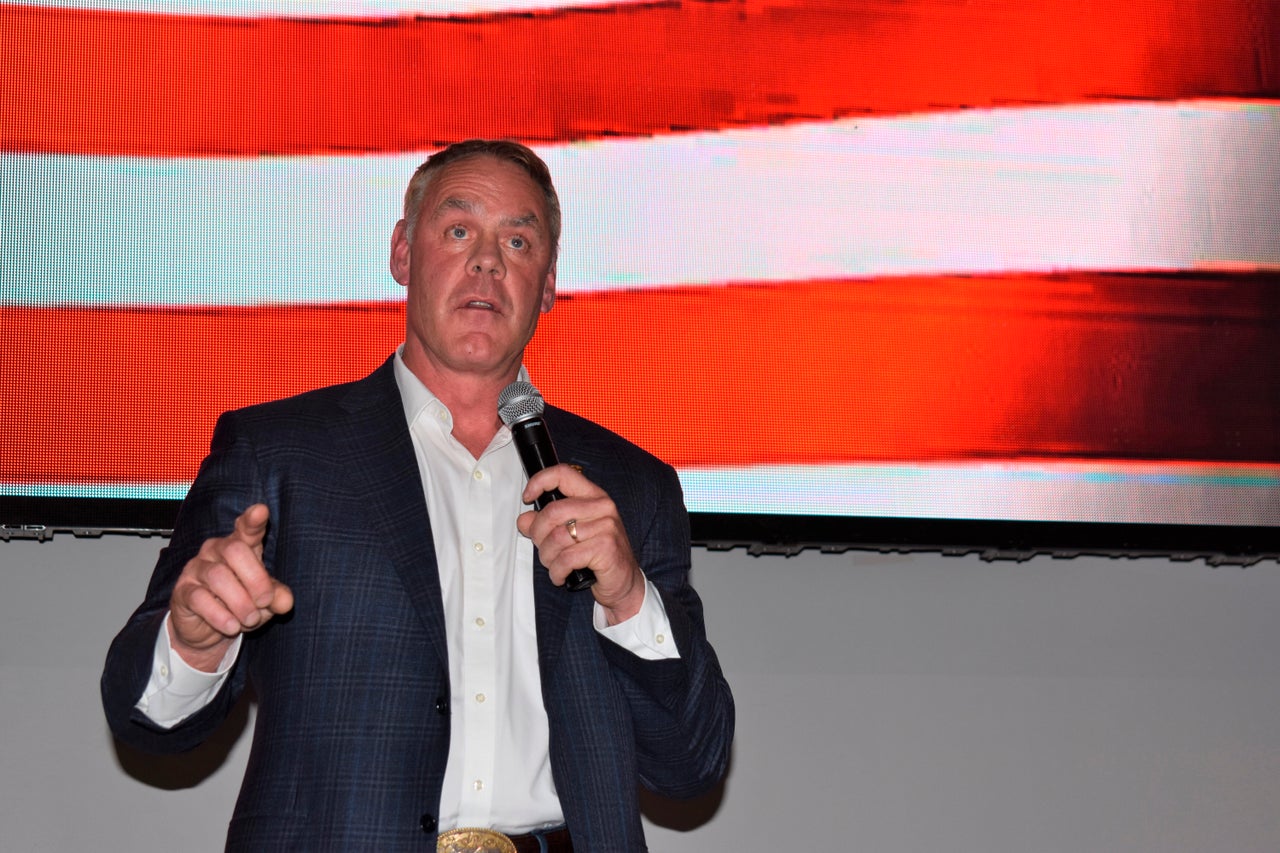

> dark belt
[508,826,573,853]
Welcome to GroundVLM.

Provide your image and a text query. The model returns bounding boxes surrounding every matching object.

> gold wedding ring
[565,518,579,541]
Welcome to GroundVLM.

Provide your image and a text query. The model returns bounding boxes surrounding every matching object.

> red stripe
[4,1,1277,156]
[3,272,1276,484]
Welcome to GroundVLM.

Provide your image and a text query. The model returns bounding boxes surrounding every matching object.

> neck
[401,345,518,459]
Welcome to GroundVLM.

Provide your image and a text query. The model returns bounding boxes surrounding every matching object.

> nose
[468,235,506,278]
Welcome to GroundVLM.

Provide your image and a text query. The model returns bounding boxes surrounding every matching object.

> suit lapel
[329,358,449,671]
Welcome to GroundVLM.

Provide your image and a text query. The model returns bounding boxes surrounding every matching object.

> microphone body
[498,382,596,591]
[508,416,565,511]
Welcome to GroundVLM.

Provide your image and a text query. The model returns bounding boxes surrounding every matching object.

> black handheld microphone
[498,381,596,591]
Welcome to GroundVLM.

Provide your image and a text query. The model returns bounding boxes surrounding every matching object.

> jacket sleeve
[100,411,269,754]
[598,461,735,799]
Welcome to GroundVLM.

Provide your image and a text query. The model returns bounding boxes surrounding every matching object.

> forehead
[425,155,547,223]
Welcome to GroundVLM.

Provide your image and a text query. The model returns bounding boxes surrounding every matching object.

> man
[101,140,734,851]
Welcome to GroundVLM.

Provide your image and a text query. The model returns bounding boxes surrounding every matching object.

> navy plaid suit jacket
[101,356,734,851]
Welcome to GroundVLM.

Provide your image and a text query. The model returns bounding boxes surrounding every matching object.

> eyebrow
[504,212,542,230]
[432,197,543,230]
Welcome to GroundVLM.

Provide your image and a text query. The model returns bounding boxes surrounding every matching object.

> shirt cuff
[134,612,242,729]
[593,579,681,660]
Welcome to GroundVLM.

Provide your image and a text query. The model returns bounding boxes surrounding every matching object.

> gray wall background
[4,535,1279,851]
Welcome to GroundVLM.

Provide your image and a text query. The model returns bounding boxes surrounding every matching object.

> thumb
[516,510,536,537]
[268,579,295,615]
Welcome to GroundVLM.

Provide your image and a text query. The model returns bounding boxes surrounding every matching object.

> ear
[540,262,557,313]
[389,219,411,287]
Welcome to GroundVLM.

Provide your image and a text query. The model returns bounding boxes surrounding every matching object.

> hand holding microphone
[499,381,596,591]
[501,382,646,621]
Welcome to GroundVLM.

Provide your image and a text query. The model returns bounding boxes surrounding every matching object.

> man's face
[390,155,557,385]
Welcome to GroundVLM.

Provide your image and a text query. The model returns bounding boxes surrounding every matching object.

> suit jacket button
[420,813,437,833]
[435,697,448,715]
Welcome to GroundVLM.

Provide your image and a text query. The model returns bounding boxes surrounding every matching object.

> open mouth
[464,300,497,311]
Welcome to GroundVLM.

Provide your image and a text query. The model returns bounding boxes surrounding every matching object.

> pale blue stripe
[5,102,1279,308]
[2,152,407,307]
[8,461,1277,527]
[3,482,193,500]
[678,463,1280,526]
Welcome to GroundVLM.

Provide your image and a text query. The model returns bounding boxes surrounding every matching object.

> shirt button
[473,469,484,480]
[159,664,169,678]
[475,693,486,704]
[474,779,484,792]
[473,542,484,553]
[656,634,666,644]
[474,617,486,628]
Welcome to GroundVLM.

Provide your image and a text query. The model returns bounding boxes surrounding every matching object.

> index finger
[523,464,598,504]
[230,503,271,547]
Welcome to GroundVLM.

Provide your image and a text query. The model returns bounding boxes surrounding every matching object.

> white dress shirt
[136,348,678,834]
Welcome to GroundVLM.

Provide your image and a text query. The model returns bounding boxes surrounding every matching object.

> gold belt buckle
[437,827,518,853]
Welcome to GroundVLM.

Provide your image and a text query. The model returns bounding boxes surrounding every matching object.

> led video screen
[3,0,1278,558]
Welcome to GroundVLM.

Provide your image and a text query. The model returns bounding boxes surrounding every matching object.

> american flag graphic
[3,0,1279,526]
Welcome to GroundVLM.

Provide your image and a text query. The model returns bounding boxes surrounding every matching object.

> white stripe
[7,0,630,17]
[4,101,1278,307]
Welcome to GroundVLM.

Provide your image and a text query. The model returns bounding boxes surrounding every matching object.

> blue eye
[450,225,467,239]
[509,236,526,250]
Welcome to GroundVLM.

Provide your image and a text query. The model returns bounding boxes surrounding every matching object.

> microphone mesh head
[498,381,545,426]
